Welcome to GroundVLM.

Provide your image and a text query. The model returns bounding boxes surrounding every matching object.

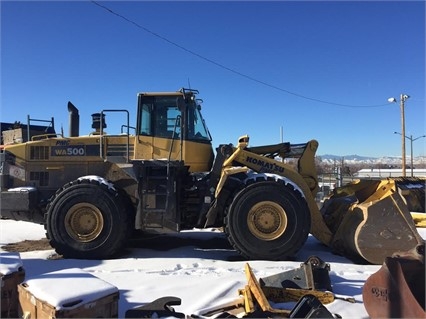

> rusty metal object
[362,244,425,318]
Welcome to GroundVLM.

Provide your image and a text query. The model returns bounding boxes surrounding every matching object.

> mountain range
[319,154,426,165]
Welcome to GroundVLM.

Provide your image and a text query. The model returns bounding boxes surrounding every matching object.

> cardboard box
[1,252,25,318]
[18,268,119,318]
[2,128,24,144]
[2,127,55,144]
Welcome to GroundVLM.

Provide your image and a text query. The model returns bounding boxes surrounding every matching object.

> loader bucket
[321,178,425,264]
[362,244,425,318]
[394,177,425,213]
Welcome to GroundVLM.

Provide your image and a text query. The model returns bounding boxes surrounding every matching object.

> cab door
[134,94,183,161]
[133,98,154,160]
[151,103,182,162]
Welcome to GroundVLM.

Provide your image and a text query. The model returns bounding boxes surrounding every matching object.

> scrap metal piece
[289,294,336,318]
[125,296,185,318]
[198,297,246,317]
[261,287,335,305]
[200,263,350,319]
[256,258,355,305]
[259,256,332,291]
[239,285,255,314]
[244,263,291,316]
[362,244,426,318]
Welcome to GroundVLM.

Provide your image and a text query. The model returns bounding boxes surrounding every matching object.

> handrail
[121,125,136,134]
[27,115,55,142]
[167,115,182,162]
[31,133,62,141]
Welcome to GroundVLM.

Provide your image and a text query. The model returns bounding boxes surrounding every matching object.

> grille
[30,146,49,160]
[30,171,49,186]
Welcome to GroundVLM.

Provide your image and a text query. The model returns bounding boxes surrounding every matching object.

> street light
[388,94,410,176]
[394,132,426,177]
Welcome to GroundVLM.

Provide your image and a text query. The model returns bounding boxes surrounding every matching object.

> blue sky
[1,1,425,157]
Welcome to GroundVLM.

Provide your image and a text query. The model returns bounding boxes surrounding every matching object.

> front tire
[45,178,131,259]
[225,179,310,260]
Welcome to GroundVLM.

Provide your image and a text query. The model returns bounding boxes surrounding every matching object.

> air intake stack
[91,113,107,135]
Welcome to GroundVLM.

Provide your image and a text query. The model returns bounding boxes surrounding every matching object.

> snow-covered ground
[1,219,425,318]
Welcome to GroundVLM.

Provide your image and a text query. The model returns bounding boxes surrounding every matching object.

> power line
[91,1,389,109]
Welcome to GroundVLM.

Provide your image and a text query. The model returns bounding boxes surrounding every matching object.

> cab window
[140,103,152,135]
[155,99,181,138]
[187,104,210,141]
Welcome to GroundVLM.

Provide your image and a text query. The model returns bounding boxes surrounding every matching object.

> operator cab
[135,89,214,172]
[137,89,211,142]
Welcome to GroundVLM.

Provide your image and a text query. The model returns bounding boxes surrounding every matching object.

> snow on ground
[1,220,425,318]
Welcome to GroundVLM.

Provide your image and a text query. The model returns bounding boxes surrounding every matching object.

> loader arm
[216,136,333,246]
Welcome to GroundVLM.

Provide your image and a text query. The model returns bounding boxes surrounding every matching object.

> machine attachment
[257,257,355,305]
[321,178,425,264]
[259,256,332,292]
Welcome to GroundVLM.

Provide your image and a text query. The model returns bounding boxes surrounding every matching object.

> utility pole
[394,132,426,177]
[388,94,410,177]
[399,94,407,176]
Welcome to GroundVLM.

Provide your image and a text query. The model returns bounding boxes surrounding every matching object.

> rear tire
[225,179,310,260]
[45,178,131,259]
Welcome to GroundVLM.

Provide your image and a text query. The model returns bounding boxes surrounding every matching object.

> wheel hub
[65,203,104,242]
[247,201,287,241]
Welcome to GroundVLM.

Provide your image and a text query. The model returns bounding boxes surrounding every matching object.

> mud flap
[362,245,425,318]
[330,193,424,264]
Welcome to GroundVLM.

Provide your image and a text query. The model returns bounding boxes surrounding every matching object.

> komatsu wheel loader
[1,88,424,264]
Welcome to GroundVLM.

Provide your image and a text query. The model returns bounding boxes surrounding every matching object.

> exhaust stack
[67,101,80,137]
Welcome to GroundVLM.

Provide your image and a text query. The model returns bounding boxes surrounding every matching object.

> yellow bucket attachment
[321,178,425,264]
[411,212,426,227]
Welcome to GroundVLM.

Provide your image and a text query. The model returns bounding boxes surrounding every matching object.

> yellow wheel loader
[1,88,424,264]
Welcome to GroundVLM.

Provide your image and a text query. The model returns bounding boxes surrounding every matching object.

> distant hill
[320,154,375,161]
[318,154,426,165]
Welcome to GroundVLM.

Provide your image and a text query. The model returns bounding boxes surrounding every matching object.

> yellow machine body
[1,89,424,264]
